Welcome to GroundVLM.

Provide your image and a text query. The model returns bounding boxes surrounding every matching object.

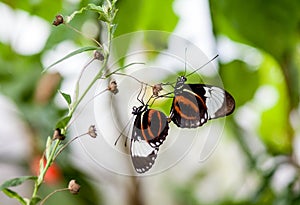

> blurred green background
[0,0,300,204]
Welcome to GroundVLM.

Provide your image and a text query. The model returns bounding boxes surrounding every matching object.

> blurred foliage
[210,0,300,154]
[113,0,178,65]
[209,0,300,204]
[0,1,108,204]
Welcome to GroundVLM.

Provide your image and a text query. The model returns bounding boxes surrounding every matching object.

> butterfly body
[170,76,235,128]
[130,105,169,173]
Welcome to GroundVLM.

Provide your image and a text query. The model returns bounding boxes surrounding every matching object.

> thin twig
[53,133,87,160]
[39,188,69,205]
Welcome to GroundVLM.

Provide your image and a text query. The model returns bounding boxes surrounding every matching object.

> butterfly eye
[177,76,187,82]
[132,106,138,114]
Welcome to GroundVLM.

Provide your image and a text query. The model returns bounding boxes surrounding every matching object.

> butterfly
[169,75,235,128]
[130,104,169,173]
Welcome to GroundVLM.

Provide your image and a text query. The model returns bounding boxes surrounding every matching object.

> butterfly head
[132,105,148,115]
[178,76,187,83]
[174,76,187,93]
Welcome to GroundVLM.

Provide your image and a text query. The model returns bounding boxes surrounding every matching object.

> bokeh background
[1,0,300,204]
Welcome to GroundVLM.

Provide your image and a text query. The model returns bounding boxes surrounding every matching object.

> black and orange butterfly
[114,83,169,173]
[110,67,170,173]
[169,55,235,128]
[130,104,169,173]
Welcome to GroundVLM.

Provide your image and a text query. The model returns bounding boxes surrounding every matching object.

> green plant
[0,1,121,204]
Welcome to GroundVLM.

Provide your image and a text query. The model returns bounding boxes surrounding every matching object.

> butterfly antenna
[185,54,219,78]
[183,48,188,77]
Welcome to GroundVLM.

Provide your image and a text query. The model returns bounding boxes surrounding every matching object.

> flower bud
[52,128,65,140]
[94,50,104,61]
[68,180,80,194]
[53,14,64,26]
[88,125,97,138]
[108,79,118,94]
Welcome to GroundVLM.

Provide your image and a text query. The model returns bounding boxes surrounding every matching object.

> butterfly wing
[202,84,235,119]
[170,84,235,128]
[130,109,169,173]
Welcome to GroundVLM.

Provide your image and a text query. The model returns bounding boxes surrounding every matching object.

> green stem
[39,188,69,205]
[53,133,87,160]
[67,22,112,127]
[30,2,117,202]
[74,58,96,103]
[31,139,61,199]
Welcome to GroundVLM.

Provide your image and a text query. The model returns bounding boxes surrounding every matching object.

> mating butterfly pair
[129,74,235,173]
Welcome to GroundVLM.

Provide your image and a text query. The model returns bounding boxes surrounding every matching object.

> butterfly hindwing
[201,84,235,119]
[130,109,169,173]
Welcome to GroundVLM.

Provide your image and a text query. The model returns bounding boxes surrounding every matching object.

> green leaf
[59,90,72,105]
[2,188,26,205]
[55,115,72,129]
[30,196,41,205]
[66,3,111,23]
[113,0,178,65]
[0,176,37,191]
[210,0,300,60]
[219,60,259,107]
[45,136,53,160]
[43,46,100,72]
[258,57,292,154]
[115,0,178,36]
[2,0,63,21]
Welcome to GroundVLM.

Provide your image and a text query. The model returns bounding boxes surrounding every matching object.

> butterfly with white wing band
[130,104,169,173]
[170,76,235,128]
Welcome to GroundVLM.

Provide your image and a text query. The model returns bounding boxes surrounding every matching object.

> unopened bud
[53,14,64,26]
[68,180,80,194]
[108,79,118,94]
[52,128,65,140]
[88,125,97,138]
[94,50,104,61]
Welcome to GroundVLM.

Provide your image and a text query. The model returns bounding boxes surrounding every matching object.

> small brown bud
[88,125,97,138]
[108,79,118,94]
[52,128,65,140]
[53,14,64,26]
[68,179,80,194]
[94,50,104,61]
[153,83,163,96]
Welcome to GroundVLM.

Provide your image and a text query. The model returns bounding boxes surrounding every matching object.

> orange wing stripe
[174,94,205,120]
[147,110,161,140]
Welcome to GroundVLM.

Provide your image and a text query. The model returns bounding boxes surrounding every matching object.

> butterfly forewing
[130,109,169,173]
[170,83,235,128]
[170,84,208,128]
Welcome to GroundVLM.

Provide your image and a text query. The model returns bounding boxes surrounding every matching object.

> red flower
[31,156,62,185]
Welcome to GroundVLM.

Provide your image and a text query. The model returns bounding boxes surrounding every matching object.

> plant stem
[31,139,60,199]
[67,21,112,128]
[53,133,87,160]
[39,188,69,205]
[30,2,117,203]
